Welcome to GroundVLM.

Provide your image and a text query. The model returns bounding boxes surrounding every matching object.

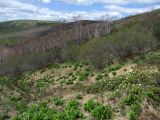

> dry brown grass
[138,101,160,120]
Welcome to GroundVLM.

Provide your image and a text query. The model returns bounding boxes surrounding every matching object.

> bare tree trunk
[94,22,100,37]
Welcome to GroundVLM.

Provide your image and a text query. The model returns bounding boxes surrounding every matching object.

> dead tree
[86,21,91,39]
[100,12,111,35]
[72,14,83,45]
[94,17,101,37]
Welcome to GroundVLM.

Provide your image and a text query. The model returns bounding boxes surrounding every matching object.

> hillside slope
[0,9,159,75]
[0,20,60,46]
[0,20,59,34]
[0,51,160,120]
[0,9,160,120]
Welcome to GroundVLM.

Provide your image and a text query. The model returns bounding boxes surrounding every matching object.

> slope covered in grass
[0,50,160,120]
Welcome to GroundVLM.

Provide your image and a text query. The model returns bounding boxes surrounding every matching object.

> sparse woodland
[0,10,160,75]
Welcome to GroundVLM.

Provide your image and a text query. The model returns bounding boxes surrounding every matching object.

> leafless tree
[94,20,100,37]
[100,12,111,34]
[72,14,83,44]
[86,21,91,39]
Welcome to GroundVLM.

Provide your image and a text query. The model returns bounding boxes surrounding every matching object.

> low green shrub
[96,74,103,81]
[108,64,121,72]
[104,73,108,77]
[79,74,87,81]
[112,71,117,76]
[90,73,94,77]
[74,62,80,67]
[35,78,50,88]
[130,103,141,115]
[13,100,83,120]
[75,94,83,99]
[128,110,137,120]
[72,76,77,80]
[54,97,64,106]
[73,66,78,71]
[146,52,160,65]
[91,105,112,120]
[9,96,27,112]
[13,104,60,120]
[84,99,112,119]
[85,68,91,72]
[68,72,73,76]
[15,100,27,112]
[79,72,89,81]
[64,64,68,68]
[146,86,160,106]
[64,100,83,120]
[123,94,135,105]
[128,103,141,120]
[84,71,90,77]
[123,85,142,106]
[84,99,99,112]
[79,64,83,68]
[48,63,60,69]
[66,79,74,85]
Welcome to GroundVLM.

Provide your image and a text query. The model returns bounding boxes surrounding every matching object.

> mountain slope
[0,9,160,120]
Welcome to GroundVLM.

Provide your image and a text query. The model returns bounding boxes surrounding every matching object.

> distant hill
[0,20,60,46]
[0,20,59,34]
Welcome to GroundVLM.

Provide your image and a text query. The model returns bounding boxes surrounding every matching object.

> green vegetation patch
[13,100,83,120]
[84,99,112,120]
[54,97,64,106]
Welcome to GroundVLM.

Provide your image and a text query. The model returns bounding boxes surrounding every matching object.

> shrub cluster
[13,100,83,120]
[79,71,90,81]
[84,99,112,120]
[54,97,64,106]
[96,74,103,81]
